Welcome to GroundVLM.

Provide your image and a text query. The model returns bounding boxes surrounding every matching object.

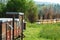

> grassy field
[24,22,60,40]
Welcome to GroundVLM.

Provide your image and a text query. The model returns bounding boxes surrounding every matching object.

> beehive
[0,18,21,40]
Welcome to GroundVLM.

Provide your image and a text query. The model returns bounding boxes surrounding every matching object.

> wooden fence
[37,19,60,24]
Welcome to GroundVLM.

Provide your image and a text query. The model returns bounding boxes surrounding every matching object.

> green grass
[24,22,60,40]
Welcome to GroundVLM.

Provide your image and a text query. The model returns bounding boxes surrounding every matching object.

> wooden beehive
[0,18,21,40]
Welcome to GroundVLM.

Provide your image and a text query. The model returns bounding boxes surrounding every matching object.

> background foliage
[0,0,38,23]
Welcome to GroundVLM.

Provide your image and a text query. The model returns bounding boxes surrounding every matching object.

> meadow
[24,22,60,40]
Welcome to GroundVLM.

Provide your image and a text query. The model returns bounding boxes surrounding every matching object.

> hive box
[0,18,21,40]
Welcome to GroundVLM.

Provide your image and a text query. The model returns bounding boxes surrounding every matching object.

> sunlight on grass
[24,22,60,40]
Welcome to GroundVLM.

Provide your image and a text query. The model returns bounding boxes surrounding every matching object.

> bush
[39,23,60,40]
[27,12,37,23]
[27,5,38,23]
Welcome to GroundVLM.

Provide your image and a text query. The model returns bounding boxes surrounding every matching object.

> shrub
[24,0,38,23]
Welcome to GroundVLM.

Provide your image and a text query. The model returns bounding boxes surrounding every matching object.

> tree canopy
[6,0,38,23]
[0,3,6,17]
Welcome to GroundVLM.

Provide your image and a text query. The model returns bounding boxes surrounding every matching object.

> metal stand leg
[13,17,14,40]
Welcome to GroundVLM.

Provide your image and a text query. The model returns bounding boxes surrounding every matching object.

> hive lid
[0,18,19,22]
[6,12,24,15]
[6,12,24,18]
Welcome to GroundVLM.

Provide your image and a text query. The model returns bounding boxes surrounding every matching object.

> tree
[6,0,27,12]
[38,5,54,19]
[6,0,38,23]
